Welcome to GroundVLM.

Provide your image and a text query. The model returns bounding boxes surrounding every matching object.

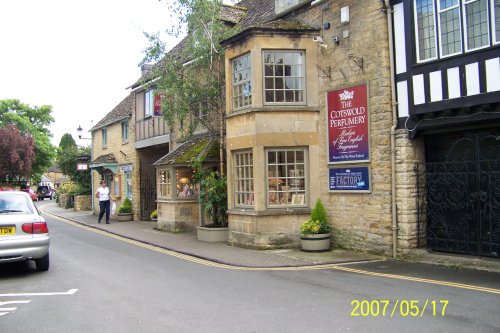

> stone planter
[116,213,133,222]
[196,226,229,243]
[300,233,331,252]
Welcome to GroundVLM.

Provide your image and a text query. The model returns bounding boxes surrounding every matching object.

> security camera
[313,36,323,43]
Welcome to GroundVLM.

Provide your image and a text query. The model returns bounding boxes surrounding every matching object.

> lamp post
[76,125,94,213]
[77,125,92,140]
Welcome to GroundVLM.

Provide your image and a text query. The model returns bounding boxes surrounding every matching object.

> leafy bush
[118,197,132,214]
[150,210,158,219]
[299,199,331,235]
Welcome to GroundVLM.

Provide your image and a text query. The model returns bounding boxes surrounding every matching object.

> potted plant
[299,198,331,251]
[117,197,133,222]
[150,209,158,221]
[191,158,228,243]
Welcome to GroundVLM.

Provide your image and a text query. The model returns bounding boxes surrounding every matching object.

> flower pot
[300,233,331,252]
[116,213,133,222]
[196,226,229,243]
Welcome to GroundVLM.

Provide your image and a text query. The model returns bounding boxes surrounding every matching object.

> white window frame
[158,169,172,199]
[125,171,132,200]
[232,53,252,111]
[438,0,463,58]
[415,0,498,62]
[414,0,439,62]
[102,128,107,148]
[121,119,129,143]
[233,150,254,208]
[463,0,490,51]
[263,50,306,105]
[491,0,500,44]
[145,89,155,118]
[266,148,308,208]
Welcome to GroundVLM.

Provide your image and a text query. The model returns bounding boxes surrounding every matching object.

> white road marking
[0,289,78,297]
[0,307,16,311]
[0,300,31,306]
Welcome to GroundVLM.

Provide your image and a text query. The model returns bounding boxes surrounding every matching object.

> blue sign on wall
[329,167,370,191]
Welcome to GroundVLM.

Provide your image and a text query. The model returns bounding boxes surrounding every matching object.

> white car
[0,191,50,271]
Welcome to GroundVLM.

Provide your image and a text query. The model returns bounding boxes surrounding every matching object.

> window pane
[465,0,489,50]
[266,148,307,207]
[262,51,305,104]
[176,168,196,199]
[234,151,254,207]
[439,4,462,56]
[415,0,437,61]
[232,54,252,110]
[495,0,500,43]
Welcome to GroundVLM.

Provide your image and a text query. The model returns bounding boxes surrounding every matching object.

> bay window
[157,167,197,200]
[266,148,307,207]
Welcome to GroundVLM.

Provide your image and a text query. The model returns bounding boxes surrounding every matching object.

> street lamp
[77,125,92,140]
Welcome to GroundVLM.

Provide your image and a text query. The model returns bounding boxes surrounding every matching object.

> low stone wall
[75,195,92,211]
[156,199,199,233]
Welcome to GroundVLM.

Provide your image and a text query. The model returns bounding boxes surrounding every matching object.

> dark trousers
[98,200,111,223]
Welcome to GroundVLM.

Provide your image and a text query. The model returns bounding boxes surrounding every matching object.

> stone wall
[156,200,200,233]
[75,195,92,211]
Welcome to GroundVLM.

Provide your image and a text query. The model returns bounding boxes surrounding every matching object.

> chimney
[141,64,154,75]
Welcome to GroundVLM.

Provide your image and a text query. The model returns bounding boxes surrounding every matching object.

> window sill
[228,208,310,216]
[227,106,319,118]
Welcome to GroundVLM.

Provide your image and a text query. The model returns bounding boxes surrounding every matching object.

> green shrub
[150,210,158,219]
[299,198,331,235]
[118,197,132,214]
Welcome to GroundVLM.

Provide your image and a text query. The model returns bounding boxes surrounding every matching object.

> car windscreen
[0,193,34,214]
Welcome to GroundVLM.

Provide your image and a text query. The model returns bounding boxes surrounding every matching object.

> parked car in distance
[20,188,38,201]
[0,191,50,271]
[37,185,55,200]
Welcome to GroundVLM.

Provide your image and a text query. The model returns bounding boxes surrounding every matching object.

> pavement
[40,202,500,272]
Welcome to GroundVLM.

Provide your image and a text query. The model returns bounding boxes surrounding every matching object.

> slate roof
[153,134,219,167]
[91,153,118,165]
[91,93,133,132]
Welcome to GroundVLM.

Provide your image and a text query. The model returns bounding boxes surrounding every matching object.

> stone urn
[116,213,133,222]
[300,233,331,252]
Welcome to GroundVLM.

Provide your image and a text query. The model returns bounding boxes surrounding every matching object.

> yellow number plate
[0,226,15,235]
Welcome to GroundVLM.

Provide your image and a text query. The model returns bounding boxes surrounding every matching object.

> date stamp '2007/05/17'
[351,299,449,317]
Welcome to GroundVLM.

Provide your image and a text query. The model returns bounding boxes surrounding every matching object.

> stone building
[90,93,140,220]
[222,0,396,253]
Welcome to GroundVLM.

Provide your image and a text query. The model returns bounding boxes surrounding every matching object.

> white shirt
[96,186,110,201]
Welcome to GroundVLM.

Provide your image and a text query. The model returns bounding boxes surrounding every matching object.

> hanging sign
[329,166,370,192]
[327,84,369,163]
[154,93,163,116]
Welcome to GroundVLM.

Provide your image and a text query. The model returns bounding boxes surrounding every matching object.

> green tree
[141,0,238,174]
[57,133,91,195]
[0,99,56,183]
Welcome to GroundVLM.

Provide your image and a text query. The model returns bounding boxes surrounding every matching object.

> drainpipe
[384,0,398,259]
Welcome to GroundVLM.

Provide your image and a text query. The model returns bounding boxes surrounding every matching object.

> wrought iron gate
[139,148,168,220]
[425,130,500,258]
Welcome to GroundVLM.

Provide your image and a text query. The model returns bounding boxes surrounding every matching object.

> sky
[0,0,183,146]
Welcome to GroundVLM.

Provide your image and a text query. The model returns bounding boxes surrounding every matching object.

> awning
[89,153,119,174]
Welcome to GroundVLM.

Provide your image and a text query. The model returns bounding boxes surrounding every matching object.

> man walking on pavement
[96,180,114,224]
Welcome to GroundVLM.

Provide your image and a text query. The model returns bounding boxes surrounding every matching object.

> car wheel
[35,253,50,271]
